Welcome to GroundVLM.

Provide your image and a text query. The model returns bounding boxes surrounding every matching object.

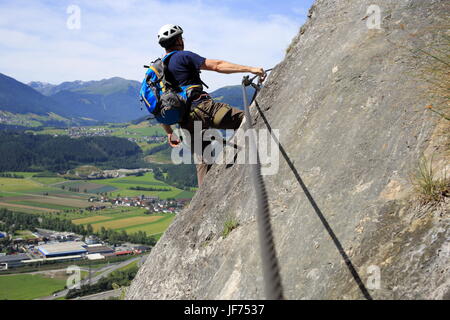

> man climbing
[156,24,266,186]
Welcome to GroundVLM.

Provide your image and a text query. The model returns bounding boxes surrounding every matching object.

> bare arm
[161,124,173,135]
[201,59,266,81]
[161,124,180,147]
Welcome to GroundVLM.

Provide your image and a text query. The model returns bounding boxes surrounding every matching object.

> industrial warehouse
[38,241,87,257]
[0,238,150,270]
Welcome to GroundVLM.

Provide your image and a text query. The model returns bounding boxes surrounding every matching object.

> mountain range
[0,72,254,126]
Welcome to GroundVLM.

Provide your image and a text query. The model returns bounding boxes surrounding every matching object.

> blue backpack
[140,51,203,125]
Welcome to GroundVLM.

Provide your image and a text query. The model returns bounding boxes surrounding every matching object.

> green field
[119,214,175,237]
[0,274,67,300]
[48,172,193,199]
[0,169,193,215]
[0,177,42,192]
[88,172,194,199]
[13,230,37,240]
[117,259,140,272]
[71,208,176,237]
[29,177,67,185]
[8,200,76,211]
[57,206,138,220]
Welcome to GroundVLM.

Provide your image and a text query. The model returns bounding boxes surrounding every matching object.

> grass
[8,200,77,211]
[0,202,56,213]
[406,27,450,121]
[89,172,188,199]
[112,125,165,138]
[0,205,48,214]
[0,273,67,300]
[222,217,240,238]
[86,216,164,232]
[30,177,66,185]
[411,156,449,203]
[72,211,145,225]
[2,172,37,178]
[71,208,174,236]
[60,207,139,221]
[116,259,140,272]
[0,169,188,234]
[72,215,113,225]
[119,214,175,235]
[13,230,37,240]
[0,177,42,192]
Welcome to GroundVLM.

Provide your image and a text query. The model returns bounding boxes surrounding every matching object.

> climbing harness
[242,69,284,300]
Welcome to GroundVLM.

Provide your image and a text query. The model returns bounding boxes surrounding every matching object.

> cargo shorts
[179,97,244,186]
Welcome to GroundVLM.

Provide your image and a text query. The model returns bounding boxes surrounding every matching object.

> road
[37,255,146,300]
[75,289,122,300]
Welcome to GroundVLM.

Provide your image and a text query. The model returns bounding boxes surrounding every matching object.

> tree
[86,224,94,235]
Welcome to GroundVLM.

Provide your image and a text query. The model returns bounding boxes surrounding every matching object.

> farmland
[0,273,68,300]
[71,208,176,238]
[0,174,94,214]
[0,119,192,240]
[83,172,195,199]
[0,270,89,300]
[0,171,184,239]
[0,171,193,215]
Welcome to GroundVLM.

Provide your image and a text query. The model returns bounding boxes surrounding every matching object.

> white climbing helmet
[157,24,183,44]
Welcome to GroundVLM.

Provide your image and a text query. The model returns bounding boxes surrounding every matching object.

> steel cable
[242,78,284,300]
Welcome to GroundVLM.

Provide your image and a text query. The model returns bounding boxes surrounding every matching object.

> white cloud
[0,0,305,91]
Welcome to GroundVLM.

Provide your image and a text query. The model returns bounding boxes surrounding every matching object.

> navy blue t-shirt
[165,51,206,88]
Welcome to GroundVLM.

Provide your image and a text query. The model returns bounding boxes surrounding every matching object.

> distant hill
[30,77,147,122]
[2,72,253,126]
[27,81,57,96]
[0,73,64,116]
[210,85,256,110]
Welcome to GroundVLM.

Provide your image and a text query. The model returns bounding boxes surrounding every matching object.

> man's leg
[185,99,244,186]
[180,116,212,187]
[192,99,244,130]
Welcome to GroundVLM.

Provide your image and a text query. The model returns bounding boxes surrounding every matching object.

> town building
[0,253,30,269]
[38,241,87,258]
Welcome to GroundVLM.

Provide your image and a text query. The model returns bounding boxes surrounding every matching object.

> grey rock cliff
[127,0,449,300]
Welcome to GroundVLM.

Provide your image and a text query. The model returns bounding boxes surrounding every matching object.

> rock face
[127,0,449,300]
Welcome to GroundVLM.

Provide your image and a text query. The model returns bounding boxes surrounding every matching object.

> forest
[151,163,197,189]
[0,131,144,172]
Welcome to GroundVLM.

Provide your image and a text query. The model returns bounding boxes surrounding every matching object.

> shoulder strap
[161,51,179,89]
[162,51,178,62]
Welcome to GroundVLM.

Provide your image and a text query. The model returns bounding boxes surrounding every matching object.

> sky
[0,0,314,91]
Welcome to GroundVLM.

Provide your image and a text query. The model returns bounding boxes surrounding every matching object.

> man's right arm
[161,124,180,147]
[201,59,266,81]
